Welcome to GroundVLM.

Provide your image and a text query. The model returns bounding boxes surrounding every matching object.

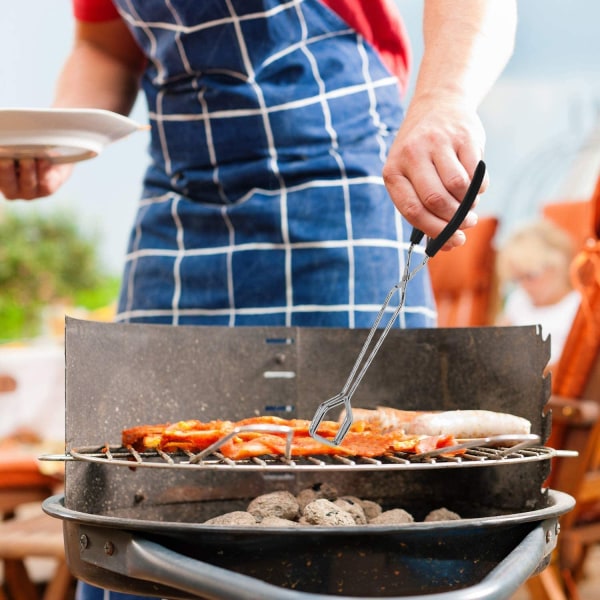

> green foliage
[0,209,119,342]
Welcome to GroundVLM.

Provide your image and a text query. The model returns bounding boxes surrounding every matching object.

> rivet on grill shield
[104,541,115,556]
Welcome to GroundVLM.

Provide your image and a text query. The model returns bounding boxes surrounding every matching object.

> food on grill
[121,415,460,458]
[347,408,421,432]
[345,407,531,438]
[122,419,229,451]
[408,410,531,438]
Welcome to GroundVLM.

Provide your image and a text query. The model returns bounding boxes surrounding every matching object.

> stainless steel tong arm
[309,161,487,447]
[308,249,428,447]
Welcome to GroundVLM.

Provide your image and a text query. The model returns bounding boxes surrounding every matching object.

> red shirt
[72,0,411,93]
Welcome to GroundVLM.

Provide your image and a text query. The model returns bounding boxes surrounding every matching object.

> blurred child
[496,219,580,366]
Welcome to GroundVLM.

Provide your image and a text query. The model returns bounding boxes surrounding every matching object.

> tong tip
[308,396,354,447]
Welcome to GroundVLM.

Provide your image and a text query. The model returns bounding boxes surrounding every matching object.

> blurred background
[0,7,597,594]
[0,0,599,344]
[0,7,598,596]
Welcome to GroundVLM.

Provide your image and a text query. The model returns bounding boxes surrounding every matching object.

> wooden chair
[528,174,600,600]
[0,378,74,600]
[0,464,73,600]
[0,377,56,520]
[0,506,74,600]
[428,215,499,327]
[543,199,594,252]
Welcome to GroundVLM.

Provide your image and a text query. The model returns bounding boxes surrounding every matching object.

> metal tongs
[309,160,487,447]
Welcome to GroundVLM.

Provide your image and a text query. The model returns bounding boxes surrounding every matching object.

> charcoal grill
[43,317,575,599]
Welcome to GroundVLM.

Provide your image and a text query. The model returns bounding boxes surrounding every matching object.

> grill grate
[60,443,557,472]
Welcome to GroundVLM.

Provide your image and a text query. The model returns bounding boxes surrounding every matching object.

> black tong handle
[410,160,486,257]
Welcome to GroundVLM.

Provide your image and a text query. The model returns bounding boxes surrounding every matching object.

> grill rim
[43,489,575,534]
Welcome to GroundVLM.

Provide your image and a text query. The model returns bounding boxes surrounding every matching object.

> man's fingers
[457,146,489,197]
[385,172,470,249]
[0,158,72,200]
[386,160,479,239]
[17,158,40,199]
[431,153,471,201]
[0,158,39,200]
[37,159,71,198]
[0,158,20,199]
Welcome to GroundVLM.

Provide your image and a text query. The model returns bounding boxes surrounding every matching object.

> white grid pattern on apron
[111,0,436,329]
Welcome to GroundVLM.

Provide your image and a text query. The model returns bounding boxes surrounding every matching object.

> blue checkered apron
[111,0,436,329]
[81,9,437,600]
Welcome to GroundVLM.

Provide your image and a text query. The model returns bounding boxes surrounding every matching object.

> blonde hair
[496,220,575,287]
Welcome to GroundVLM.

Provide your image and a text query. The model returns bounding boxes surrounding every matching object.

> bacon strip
[121,416,460,458]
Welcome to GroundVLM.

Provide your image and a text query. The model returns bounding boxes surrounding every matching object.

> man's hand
[385,0,516,248]
[383,95,488,247]
[0,159,73,200]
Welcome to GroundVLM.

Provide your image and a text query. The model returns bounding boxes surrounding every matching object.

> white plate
[0,108,145,164]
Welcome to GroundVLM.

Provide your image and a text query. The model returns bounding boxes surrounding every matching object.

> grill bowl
[44,490,574,599]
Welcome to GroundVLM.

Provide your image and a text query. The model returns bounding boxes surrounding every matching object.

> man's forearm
[52,20,145,115]
[412,0,517,109]
[53,45,140,114]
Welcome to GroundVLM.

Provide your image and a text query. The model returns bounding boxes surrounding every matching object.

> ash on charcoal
[202,485,462,527]
[257,516,302,527]
[296,483,338,511]
[369,508,414,525]
[247,491,300,520]
[333,498,367,524]
[339,495,382,521]
[203,511,257,526]
[302,499,357,526]
[424,507,462,522]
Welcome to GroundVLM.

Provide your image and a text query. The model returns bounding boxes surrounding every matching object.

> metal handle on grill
[409,434,541,461]
[189,424,295,463]
[76,519,558,600]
